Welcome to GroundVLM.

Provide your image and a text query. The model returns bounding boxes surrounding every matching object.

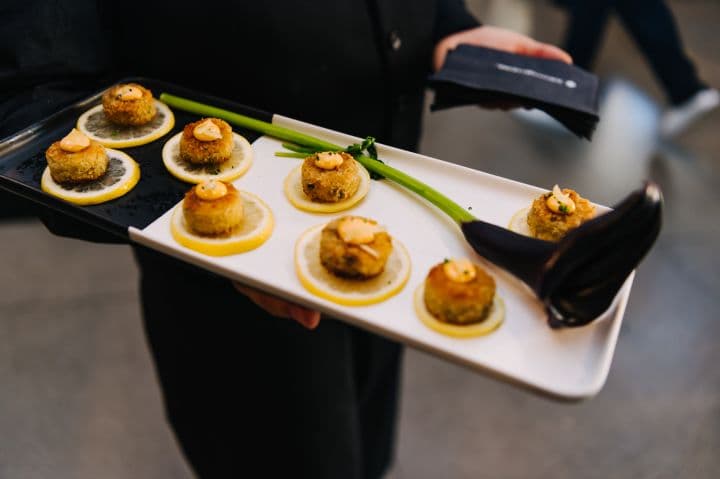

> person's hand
[233,283,321,330]
[433,25,572,72]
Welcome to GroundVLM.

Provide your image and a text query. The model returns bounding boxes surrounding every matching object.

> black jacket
[1,0,478,236]
[1,0,478,149]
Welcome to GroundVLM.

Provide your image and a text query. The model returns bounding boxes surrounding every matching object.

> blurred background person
[556,0,719,137]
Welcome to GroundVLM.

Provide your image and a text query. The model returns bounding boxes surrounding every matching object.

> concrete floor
[1,1,718,478]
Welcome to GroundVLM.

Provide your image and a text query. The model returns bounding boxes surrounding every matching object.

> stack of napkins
[429,45,600,140]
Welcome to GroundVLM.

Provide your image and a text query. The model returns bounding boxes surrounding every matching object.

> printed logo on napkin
[495,63,577,89]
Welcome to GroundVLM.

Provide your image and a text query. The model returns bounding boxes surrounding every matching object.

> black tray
[0,78,269,238]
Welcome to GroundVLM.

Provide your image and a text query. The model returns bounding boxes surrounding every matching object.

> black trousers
[135,248,402,479]
[561,0,705,104]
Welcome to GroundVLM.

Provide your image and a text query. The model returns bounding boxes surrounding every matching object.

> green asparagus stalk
[159,93,475,223]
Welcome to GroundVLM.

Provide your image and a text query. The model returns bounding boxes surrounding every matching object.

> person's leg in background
[613,0,703,105]
[560,0,718,136]
[612,0,719,136]
[560,0,613,70]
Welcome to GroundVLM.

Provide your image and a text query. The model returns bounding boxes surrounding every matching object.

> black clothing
[560,0,705,105]
[2,0,479,146]
[137,248,403,478]
[1,1,479,477]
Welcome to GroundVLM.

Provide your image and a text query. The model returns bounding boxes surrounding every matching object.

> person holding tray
[1,1,571,477]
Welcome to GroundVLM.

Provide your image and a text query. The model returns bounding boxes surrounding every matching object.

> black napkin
[429,45,600,140]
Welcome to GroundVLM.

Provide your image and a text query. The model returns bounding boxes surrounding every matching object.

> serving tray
[0,79,632,400]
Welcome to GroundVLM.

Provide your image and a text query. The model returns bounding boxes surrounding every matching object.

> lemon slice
[77,100,175,148]
[162,132,253,184]
[41,149,140,205]
[414,283,505,338]
[294,224,411,306]
[508,206,531,236]
[170,191,273,256]
[283,161,370,213]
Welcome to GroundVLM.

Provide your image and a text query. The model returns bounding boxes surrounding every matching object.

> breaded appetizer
[45,128,108,183]
[319,216,393,279]
[179,118,234,165]
[172,185,273,256]
[182,180,243,236]
[527,185,595,242]
[424,259,496,325]
[302,151,361,203]
[294,218,411,305]
[102,83,156,126]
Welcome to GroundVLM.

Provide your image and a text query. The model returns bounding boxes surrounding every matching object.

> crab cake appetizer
[527,185,595,241]
[182,180,243,236]
[78,83,175,148]
[302,152,360,203]
[45,128,108,183]
[102,83,156,126]
[425,259,496,325]
[162,120,253,184]
[171,180,274,256]
[179,118,235,166]
[294,216,411,305]
[509,185,595,241]
[284,151,370,213]
[41,129,140,205]
[414,259,505,337]
[319,216,393,279]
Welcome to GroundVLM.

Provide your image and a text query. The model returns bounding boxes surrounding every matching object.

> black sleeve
[433,0,481,43]
[1,0,123,243]
[0,0,113,136]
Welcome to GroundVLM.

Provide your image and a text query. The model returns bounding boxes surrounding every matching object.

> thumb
[289,305,322,330]
[522,42,573,64]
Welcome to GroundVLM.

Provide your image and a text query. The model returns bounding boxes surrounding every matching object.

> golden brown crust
[179,118,234,165]
[319,216,393,279]
[45,140,108,183]
[301,152,360,203]
[182,182,243,236]
[527,189,595,242]
[102,83,156,126]
[424,263,496,325]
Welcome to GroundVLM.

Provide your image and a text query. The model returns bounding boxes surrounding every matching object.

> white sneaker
[660,88,720,138]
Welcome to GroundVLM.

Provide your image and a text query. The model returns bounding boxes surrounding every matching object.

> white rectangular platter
[130,115,632,400]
